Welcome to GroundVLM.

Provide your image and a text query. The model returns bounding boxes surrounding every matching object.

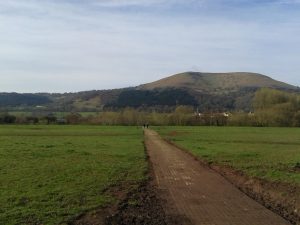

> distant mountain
[0,72,298,112]
[133,72,298,111]
[138,72,297,93]
[0,93,52,107]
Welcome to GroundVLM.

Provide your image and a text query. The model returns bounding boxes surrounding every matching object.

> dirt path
[145,129,292,225]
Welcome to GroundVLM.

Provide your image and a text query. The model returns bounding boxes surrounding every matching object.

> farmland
[0,125,146,225]
[155,126,300,185]
[7,111,99,117]
[2,125,300,225]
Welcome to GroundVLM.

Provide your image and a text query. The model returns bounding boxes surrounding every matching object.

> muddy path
[145,129,292,225]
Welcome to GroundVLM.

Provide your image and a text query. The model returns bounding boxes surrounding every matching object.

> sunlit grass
[156,126,300,184]
[0,125,146,225]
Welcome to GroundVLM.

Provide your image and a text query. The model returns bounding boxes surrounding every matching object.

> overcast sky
[0,0,300,93]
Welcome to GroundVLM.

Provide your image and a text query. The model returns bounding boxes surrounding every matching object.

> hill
[138,72,297,93]
[0,72,298,112]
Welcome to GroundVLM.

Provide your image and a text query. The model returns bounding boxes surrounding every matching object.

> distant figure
[146,124,149,129]
[143,124,146,129]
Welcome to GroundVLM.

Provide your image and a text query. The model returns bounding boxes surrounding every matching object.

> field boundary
[163,137,300,225]
[104,139,173,225]
[71,137,172,225]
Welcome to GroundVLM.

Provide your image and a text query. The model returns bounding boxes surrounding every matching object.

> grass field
[155,126,300,185]
[8,111,99,117]
[0,125,146,225]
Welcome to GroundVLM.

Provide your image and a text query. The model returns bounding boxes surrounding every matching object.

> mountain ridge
[138,72,297,92]
[0,72,298,112]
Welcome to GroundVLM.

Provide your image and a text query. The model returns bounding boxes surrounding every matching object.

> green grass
[0,125,146,225]
[155,126,300,185]
[8,111,99,117]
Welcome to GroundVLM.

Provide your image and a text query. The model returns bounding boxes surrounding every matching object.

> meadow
[0,125,146,225]
[155,126,300,185]
[8,111,99,117]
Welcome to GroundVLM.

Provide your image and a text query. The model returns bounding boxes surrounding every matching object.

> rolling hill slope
[0,72,298,112]
[138,72,297,93]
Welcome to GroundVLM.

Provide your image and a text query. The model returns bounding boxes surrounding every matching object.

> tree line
[1,88,299,127]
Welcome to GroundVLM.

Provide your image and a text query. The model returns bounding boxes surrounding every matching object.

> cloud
[276,0,300,4]
[0,0,299,92]
[85,0,205,7]
[91,0,166,7]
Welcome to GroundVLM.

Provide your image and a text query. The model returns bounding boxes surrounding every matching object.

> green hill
[138,72,297,93]
[0,72,298,112]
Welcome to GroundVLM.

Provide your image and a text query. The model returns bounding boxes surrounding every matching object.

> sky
[0,0,300,93]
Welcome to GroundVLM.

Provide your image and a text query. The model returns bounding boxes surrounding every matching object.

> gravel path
[145,129,291,225]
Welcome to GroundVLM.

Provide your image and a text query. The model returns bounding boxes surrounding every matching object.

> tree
[0,114,16,124]
[44,114,57,124]
[65,113,82,124]
[252,88,300,126]
[26,116,39,124]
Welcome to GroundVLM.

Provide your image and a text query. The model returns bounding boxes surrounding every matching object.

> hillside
[138,72,297,93]
[0,72,298,112]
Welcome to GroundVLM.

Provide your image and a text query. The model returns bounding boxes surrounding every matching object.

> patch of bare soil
[164,136,300,225]
[71,185,167,225]
[71,179,184,225]
[168,131,191,137]
[69,184,128,225]
[293,163,300,172]
[106,181,186,225]
[70,142,183,225]
[105,150,188,225]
